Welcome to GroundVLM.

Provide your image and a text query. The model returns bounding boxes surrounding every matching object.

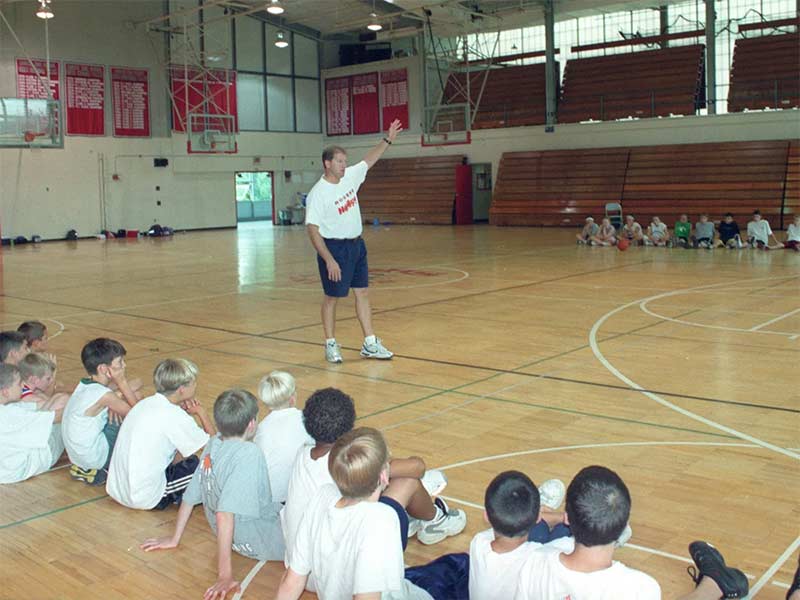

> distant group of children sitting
[2,324,795,600]
[577,211,800,250]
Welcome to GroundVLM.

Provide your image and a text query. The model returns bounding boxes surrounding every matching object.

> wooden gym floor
[0,222,797,600]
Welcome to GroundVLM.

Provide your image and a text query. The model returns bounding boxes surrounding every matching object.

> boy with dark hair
[107,358,215,510]
[0,331,29,365]
[468,471,573,600]
[141,389,284,600]
[276,427,434,600]
[514,466,748,600]
[63,338,139,485]
[747,209,781,250]
[718,213,743,249]
[17,321,49,352]
[0,364,65,484]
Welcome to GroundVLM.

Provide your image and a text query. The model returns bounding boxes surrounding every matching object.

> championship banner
[351,72,380,135]
[170,66,237,132]
[65,63,105,136]
[325,76,351,136]
[16,58,60,101]
[379,68,409,130]
[111,67,150,137]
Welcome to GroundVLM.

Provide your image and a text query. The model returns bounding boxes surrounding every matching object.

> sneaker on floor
[538,478,566,510]
[421,469,448,497]
[360,338,393,360]
[417,498,467,545]
[408,518,423,538]
[325,341,343,364]
[614,523,632,547]
[687,541,749,599]
[69,464,106,486]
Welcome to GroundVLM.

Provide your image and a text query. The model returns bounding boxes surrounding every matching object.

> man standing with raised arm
[305,119,403,363]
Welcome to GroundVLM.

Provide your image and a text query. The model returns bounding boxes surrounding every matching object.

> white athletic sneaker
[360,338,393,359]
[615,523,633,547]
[417,498,467,545]
[538,478,566,510]
[421,469,448,497]
[325,341,343,364]
[408,518,423,538]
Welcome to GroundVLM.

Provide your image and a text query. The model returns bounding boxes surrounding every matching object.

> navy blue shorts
[379,495,409,551]
[317,237,368,298]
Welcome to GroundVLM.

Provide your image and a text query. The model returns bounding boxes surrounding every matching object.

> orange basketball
[24,131,36,143]
[617,238,630,251]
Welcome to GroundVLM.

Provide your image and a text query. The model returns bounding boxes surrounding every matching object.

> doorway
[236,171,274,223]
[471,163,493,222]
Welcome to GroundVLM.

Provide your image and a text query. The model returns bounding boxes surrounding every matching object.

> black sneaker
[687,541,749,599]
[787,558,800,600]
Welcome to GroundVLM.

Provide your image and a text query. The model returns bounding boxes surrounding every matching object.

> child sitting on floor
[576,217,600,245]
[645,216,669,247]
[253,371,313,504]
[747,209,782,250]
[693,214,716,249]
[717,213,743,249]
[141,389,284,599]
[674,214,692,248]
[589,218,617,247]
[62,338,140,486]
[107,358,215,510]
[17,353,68,413]
[0,363,65,484]
[784,214,800,252]
[17,321,49,353]
[0,331,29,365]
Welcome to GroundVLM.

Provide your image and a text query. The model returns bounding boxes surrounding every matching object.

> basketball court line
[750,535,800,597]
[590,276,800,460]
[749,307,800,331]
[0,493,108,529]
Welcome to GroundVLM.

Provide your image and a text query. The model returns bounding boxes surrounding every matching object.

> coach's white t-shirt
[305,161,369,239]
[513,547,661,600]
[0,402,56,484]
[63,379,112,470]
[469,529,575,600]
[106,393,209,509]
[281,446,335,566]
[253,407,313,503]
[290,483,432,600]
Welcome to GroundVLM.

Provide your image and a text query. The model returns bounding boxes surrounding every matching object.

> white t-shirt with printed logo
[513,547,661,600]
[468,528,575,600]
[106,393,209,510]
[305,161,369,239]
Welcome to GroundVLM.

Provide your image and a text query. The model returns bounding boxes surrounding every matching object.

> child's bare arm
[182,399,217,436]
[389,456,426,480]
[354,594,381,600]
[101,392,133,418]
[204,512,240,600]
[274,569,308,600]
[140,499,194,551]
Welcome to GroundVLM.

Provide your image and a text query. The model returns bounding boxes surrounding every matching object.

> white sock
[325,338,336,346]
[364,334,376,345]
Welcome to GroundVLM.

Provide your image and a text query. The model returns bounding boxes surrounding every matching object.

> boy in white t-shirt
[276,427,433,600]
[784,214,800,251]
[0,331,29,365]
[106,358,215,510]
[0,364,65,484]
[514,466,748,600]
[63,338,140,486]
[253,371,313,503]
[747,209,782,250]
[141,389,284,600]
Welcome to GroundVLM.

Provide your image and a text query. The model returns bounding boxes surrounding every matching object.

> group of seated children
[1,327,795,600]
[578,211,800,250]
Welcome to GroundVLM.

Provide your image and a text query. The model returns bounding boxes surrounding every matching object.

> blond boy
[18,353,68,412]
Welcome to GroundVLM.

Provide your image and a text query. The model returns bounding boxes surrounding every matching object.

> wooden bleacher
[489,148,629,226]
[489,141,793,227]
[558,45,705,123]
[440,64,551,130]
[784,141,800,228]
[357,155,465,225]
[621,141,790,225]
[728,33,800,112]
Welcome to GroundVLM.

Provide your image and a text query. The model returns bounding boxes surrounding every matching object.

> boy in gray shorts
[141,389,284,599]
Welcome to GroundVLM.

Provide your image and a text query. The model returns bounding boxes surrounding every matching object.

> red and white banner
[380,68,409,130]
[65,63,105,136]
[325,76,351,136]
[111,67,150,137]
[351,72,380,135]
[16,58,60,100]
[169,66,237,132]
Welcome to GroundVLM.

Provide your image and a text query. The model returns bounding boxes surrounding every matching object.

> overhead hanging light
[35,0,54,19]
[367,12,382,31]
[274,30,289,48]
[266,0,284,15]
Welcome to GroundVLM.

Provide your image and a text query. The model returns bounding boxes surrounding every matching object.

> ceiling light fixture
[367,12,382,31]
[274,30,289,48]
[266,0,284,15]
[35,0,54,19]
